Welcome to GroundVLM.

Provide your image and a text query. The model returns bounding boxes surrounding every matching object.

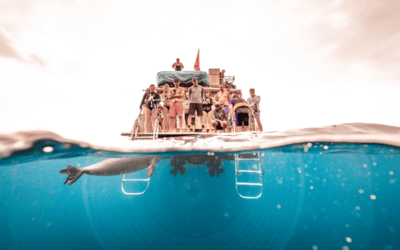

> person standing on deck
[140,84,161,133]
[188,77,206,132]
[247,88,263,132]
[215,84,231,117]
[162,83,171,132]
[172,58,184,71]
[169,78,185,132]
[202,91,214,133]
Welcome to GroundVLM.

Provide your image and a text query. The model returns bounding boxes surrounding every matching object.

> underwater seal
[60,155,163,185]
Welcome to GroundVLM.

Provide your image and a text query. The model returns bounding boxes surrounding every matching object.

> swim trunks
[169,100,183,118]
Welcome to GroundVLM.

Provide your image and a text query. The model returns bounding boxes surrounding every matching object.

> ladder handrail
[130,109,143,140]
[153,118,159,140]
[234,152,264,199]
[121,174,150,196]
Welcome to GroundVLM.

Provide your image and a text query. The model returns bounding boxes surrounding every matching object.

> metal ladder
[131,118,160,141]
[235,152,264,199]
[121,174,150,195]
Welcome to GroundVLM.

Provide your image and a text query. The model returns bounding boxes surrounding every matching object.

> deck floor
[120,131,233,139]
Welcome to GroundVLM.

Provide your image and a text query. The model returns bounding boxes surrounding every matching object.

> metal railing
[153,118,160,140]
[121,174,150,195]
[235,152,265,199]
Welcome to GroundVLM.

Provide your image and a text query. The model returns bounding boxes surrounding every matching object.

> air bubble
[370,195,376,200]
[359,189,364,194]
[346,237,352,243]
[42,146,54,153]
[312,245,318,250]
[323,145,329,150]
[389,171,393,175]
[343,246,349,250]
[355,206,360,210]
[277,204,281,209]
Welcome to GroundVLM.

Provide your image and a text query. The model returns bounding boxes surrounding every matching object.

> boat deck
[121,131,233,140]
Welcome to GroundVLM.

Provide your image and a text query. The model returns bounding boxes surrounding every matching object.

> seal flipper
[147,159,156,177]
[60,165,84,185]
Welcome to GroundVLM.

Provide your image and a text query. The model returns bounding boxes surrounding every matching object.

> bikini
[203,97,213,113]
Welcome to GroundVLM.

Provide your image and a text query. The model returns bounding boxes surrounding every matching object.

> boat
[121,68,257,140]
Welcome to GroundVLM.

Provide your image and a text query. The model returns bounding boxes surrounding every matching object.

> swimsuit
[203,97,213,113]
[203,105,212,113]
[175,64,182,71]
[169,99,183,118]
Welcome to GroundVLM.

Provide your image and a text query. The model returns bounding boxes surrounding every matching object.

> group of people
[139,77,263,133]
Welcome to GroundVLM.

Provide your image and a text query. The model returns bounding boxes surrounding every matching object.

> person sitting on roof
[172,58,184,71]
[211,101,229,133]
[140,84,161,133]
[161,83,171,132]
[219,69,225,84]
[230,93,254,132]
[169,78,185,132]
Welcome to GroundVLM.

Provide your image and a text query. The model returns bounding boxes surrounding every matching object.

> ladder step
[135,136,154,140]
[236,182,262,186]
[238,170,261,173]
[236,158,260,161]
[122,179,150,182]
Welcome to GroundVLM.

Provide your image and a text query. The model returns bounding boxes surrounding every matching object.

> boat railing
[220,76,235,85]
[153,118,159,140]
[130,109,144,140]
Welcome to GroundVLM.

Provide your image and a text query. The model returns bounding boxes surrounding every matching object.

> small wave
[1,123,400,159]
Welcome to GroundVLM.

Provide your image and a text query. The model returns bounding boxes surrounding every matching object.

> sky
[1,0,399,144]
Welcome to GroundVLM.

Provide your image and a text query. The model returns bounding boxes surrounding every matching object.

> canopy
[156,71,210,88]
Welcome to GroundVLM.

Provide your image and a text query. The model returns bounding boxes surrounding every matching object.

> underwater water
[1,137,399,250]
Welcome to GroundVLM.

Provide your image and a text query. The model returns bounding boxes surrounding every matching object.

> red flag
[194,49,200,71]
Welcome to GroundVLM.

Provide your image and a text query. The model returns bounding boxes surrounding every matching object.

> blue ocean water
[0,140,399,250]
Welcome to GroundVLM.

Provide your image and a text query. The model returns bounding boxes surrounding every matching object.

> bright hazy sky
[1,0,399,144]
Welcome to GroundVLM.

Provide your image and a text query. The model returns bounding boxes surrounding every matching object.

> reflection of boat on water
[121,68,253,141]
[169,154,235,177]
